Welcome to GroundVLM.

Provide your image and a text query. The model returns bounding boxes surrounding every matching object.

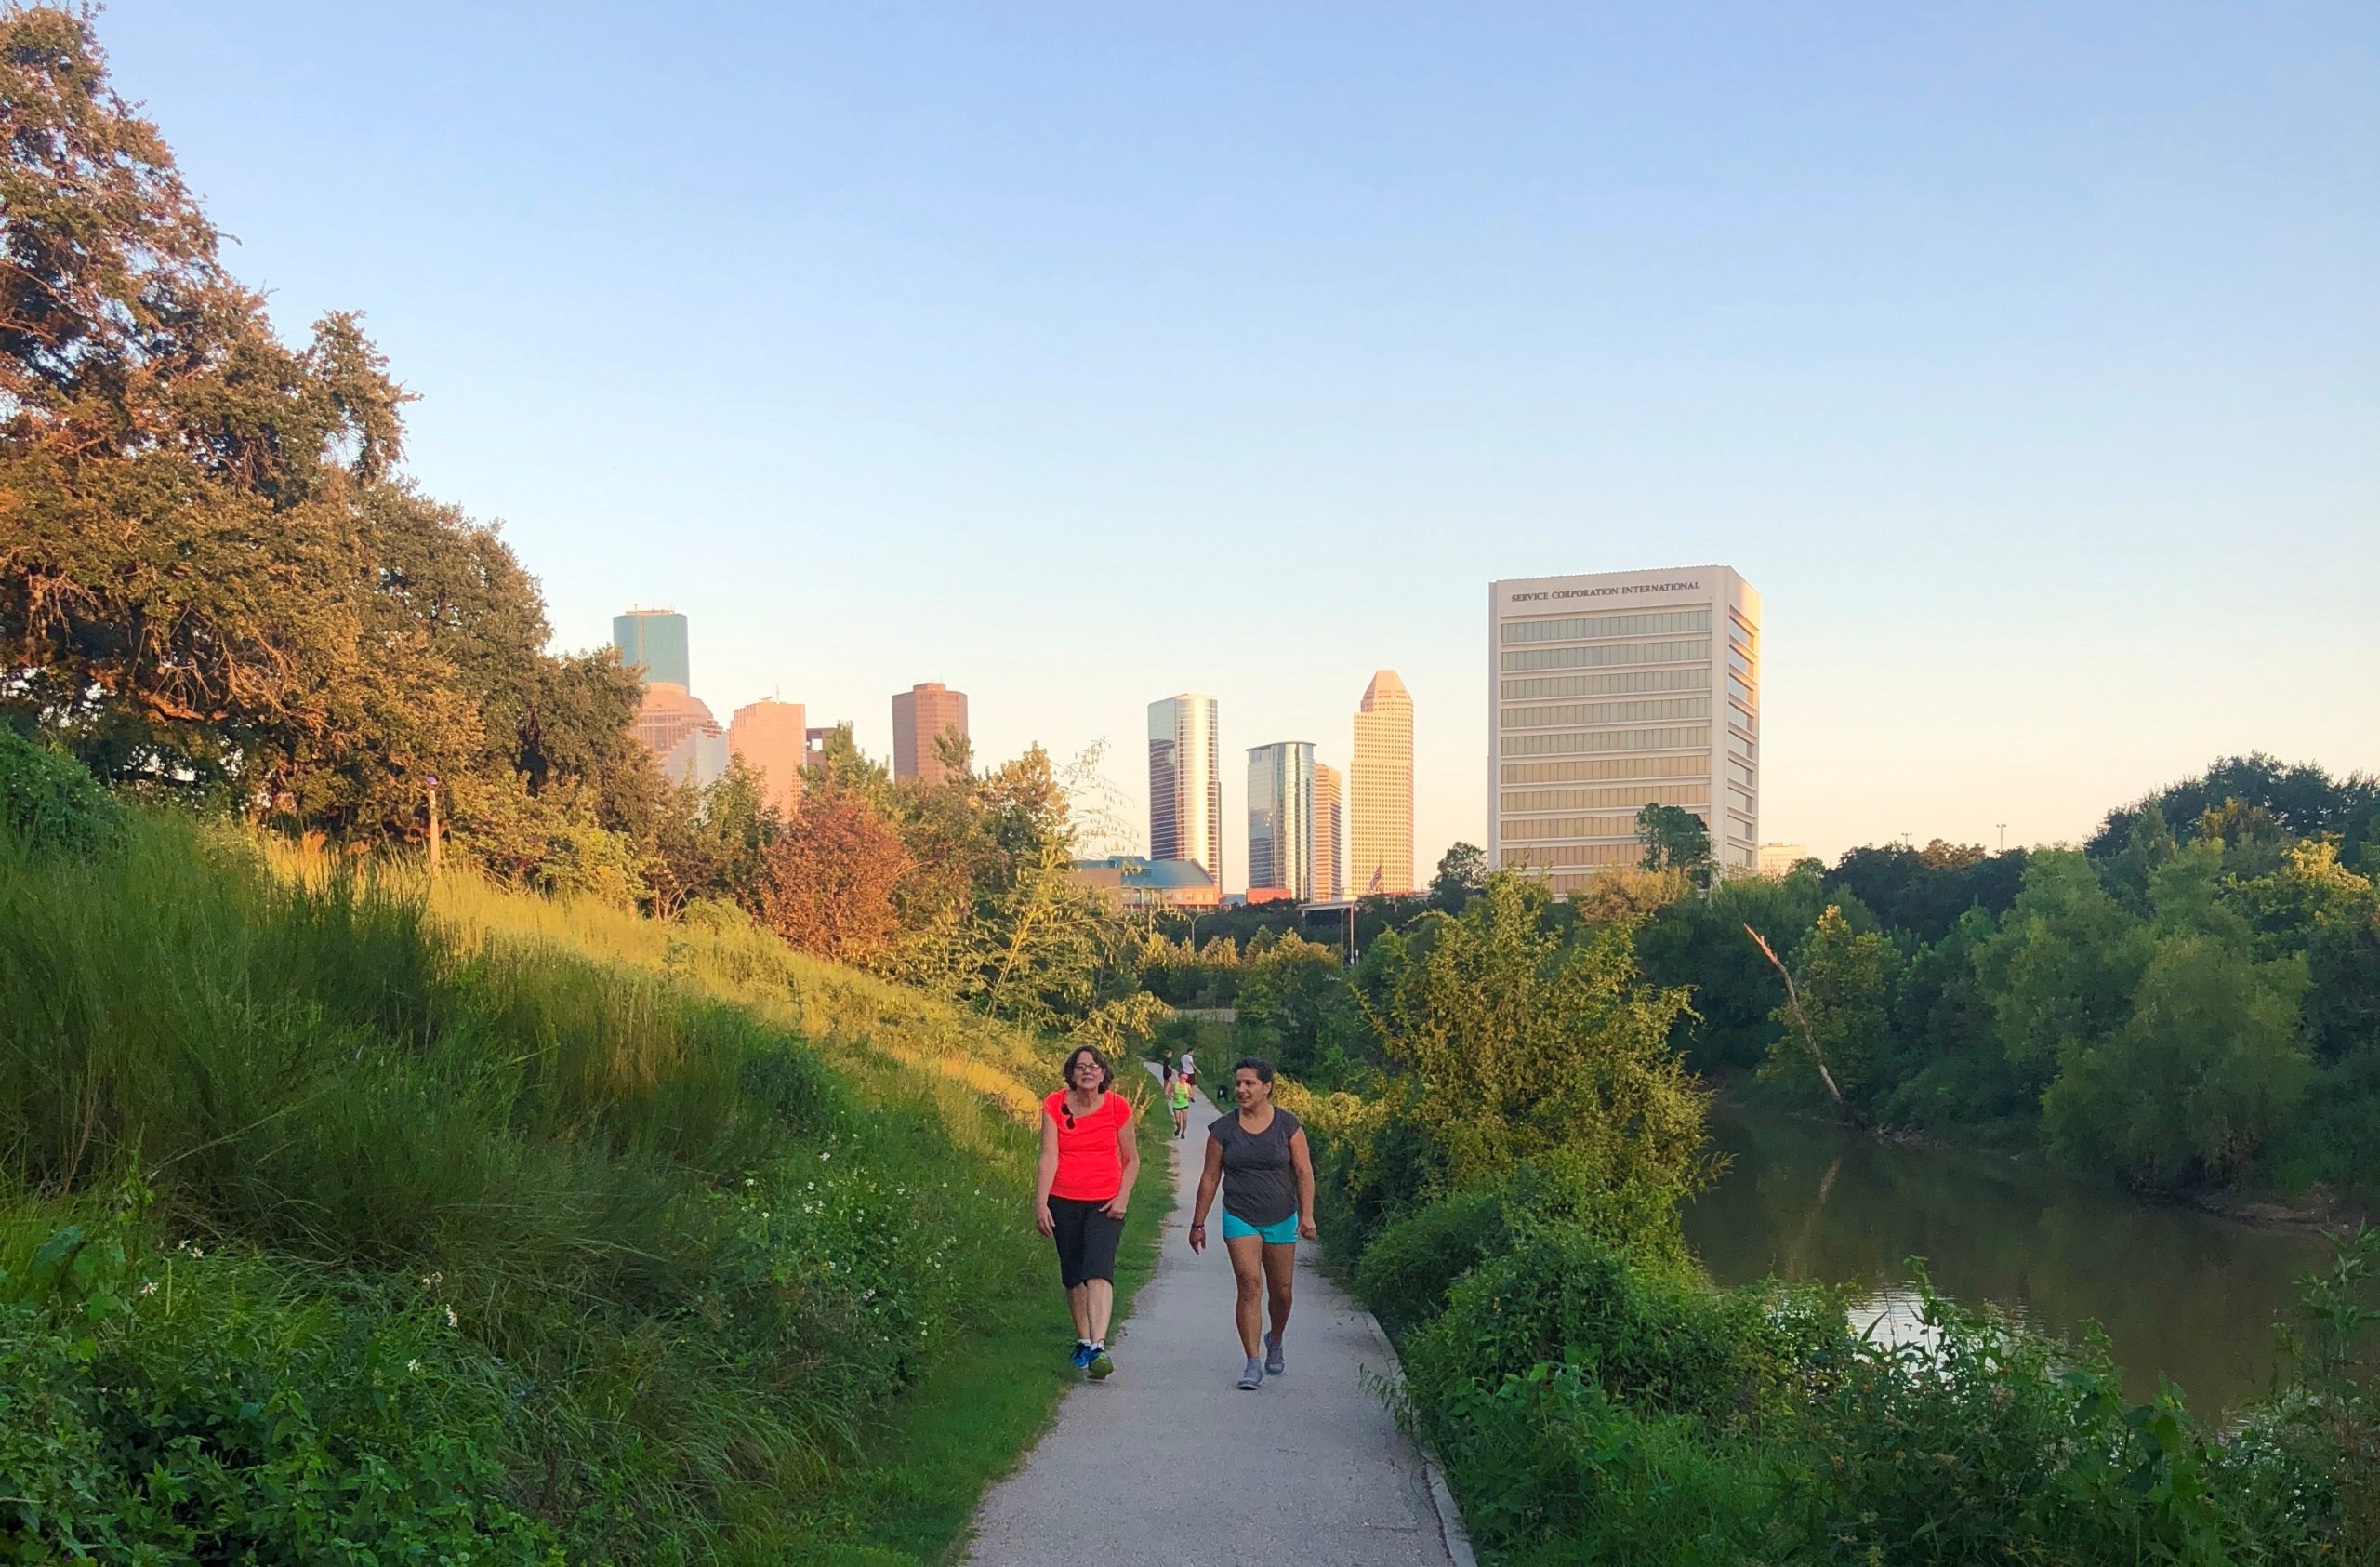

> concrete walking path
[963,1070,1464,1567]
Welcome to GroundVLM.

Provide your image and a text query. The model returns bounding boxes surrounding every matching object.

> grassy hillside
[0,795,1158,1564]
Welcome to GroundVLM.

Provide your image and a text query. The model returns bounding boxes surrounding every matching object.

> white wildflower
[443,1305,459,1329]
[139,1281,158,1296]
[407,1359,421,1374]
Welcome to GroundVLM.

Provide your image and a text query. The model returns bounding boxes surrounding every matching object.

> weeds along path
[963,1069,1461,1567]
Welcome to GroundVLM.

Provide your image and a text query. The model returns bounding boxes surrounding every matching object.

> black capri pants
[1049,1194,1125,1289]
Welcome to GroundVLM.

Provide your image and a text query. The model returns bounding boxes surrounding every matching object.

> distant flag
[1367,865,1383,895]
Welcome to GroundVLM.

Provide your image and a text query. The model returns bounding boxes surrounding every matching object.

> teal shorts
[1221,1212,1300,1244]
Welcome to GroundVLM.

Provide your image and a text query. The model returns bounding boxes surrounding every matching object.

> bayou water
[1683,1099,2333,1416]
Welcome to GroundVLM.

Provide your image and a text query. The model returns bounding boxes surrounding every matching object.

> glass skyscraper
[1247,740,1316,899]
[612,609,690,689]
[1147,694,1222,886]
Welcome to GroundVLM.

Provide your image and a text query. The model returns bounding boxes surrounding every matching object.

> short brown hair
[1062,1044,1114,1092]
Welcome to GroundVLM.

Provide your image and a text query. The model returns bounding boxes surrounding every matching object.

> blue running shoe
[1069,1341,1094,1370]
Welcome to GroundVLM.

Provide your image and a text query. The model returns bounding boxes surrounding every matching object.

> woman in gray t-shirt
[1189,1057,1317,1389]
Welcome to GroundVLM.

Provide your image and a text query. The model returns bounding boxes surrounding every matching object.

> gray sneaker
[1236,1358,1263,1390]
[1264,1335,1285,1376]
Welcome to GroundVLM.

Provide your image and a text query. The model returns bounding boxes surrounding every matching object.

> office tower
[1757,843,1812,878]
[1488,565,1760,894]
[1247,741,1316,900]
[1350,671,1415,896]
[729,698,808,817]
[1147,694,1222,886]
[612,609,691,689]
[803,725,837,775]
[892,682,970,784]
[1312,761,1345,902]
[634,683,726,788]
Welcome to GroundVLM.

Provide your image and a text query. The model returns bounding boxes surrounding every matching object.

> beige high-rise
[892,682,969,783]
[1350,671,1415,896]
[728,698,807,818]
[1311,762,1345,902]
[1488,565,1760,894]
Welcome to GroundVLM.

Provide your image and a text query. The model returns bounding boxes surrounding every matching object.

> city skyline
[151,2,2363,872]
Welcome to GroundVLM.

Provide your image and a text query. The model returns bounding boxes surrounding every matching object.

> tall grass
[0,815,1090,1562]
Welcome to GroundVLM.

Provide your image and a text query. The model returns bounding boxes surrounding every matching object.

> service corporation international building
[1488,566,1760,893]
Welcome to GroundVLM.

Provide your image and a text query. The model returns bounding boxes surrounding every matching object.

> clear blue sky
[97,2,2377,880]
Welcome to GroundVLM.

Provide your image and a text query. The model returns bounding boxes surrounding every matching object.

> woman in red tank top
[1035,1044,1139,1377]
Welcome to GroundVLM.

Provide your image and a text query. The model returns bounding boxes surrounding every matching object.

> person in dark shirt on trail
[1188,1057,1316,1390]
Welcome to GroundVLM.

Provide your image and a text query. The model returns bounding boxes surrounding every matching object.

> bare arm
[1290,1127,1318,1241]
[1188,1135,1224,1253]
[1034,1113,1059,1237]
[1103,1103,1140,1218]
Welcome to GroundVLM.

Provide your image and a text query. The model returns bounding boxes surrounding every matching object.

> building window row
[1728,759,1755,791]
[1501,608,1712,644]
[1726,673,1756,709]
[1500,696,1711,730]
[1500,724,1711,758]
[1500,783,1711,814]
[1500,753,1710,786]
[1729,786,1756,817]
[1501,811,1660,841]
[1544,867,1641,891]
[1500,637,1711,674]
[1499,666,1709,701]
[1727,732,1754,764]
[1502,842,1659,870]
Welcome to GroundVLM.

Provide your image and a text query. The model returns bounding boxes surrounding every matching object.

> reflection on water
[1683,1099,2329,1415]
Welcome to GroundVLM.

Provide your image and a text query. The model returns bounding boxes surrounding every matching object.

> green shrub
[1399,1228,1814,1438]
[1423,1359,1773,1564]
[1353,1158,1696,1336]
[0,1215,561,1564]
[0,725,122,856]
[1769,1291,2298,1564]
[1355,1186,1512,1336]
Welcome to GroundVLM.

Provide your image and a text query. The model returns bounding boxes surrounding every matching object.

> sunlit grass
[2,817,1157,1562]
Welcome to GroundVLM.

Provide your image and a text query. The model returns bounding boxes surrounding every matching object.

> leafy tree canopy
[1635,803,1713,878]
[0,7,654,856]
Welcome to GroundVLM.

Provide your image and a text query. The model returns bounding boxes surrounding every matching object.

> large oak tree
[0,7,650,849]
